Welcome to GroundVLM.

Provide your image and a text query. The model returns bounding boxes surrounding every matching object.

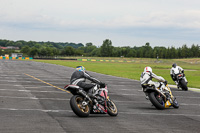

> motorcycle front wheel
[149,92,165,110]
[107,99,118,116]
[172,98,179,108]
[70,95,90,117]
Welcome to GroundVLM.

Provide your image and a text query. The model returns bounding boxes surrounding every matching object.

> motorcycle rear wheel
[70,95,90,117]
[149,92,165,110]
[107,99,118,116]
[180,79,188,91]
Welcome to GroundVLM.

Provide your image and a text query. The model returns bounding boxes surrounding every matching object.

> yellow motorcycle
[142,83,179,109]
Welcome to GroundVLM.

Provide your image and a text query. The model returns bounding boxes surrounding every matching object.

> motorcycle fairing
[64,85,80,95]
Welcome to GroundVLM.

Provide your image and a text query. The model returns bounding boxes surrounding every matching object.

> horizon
[1,38,199,49]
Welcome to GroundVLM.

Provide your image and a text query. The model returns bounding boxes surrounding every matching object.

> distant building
[11,53,23,57]
[0,46,19,50]
[0,47,7,50]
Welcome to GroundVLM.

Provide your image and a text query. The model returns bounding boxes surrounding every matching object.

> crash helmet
[172,63,177,68]
[76,66,86,72]
[144,66,152,73]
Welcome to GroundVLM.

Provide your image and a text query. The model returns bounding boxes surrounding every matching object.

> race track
[0,60,200,133]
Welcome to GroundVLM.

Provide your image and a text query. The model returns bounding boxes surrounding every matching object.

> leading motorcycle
[64,84,118,117]
[142,82,179,110]
[175,73,188,91]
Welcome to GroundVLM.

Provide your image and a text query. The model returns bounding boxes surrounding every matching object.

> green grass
[32,58,200,89]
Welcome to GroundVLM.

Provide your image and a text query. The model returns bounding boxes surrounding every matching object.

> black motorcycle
[64,84,118,117]
[176,73,188,91]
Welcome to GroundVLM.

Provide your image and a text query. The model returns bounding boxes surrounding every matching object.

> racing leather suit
[70,70,102,92]
[140,71,166,91]
[170,66,187,83]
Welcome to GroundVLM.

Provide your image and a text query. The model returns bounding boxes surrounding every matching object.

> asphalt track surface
[0,60,200,133]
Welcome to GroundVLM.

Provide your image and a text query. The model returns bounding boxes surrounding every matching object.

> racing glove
[164,80,168,86]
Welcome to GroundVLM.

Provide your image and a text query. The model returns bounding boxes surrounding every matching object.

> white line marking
[0,96,69,100]
[0,95,199,106]
[176,96,200,99]
[24,86,54,88]
[121,94,139,96]
[109,93,140,96]
[7,81,17,82]
[0,80,31,82]
[0,108,199,117]
[0,84,21,86]
[120,112,200,117]
[0,108,72,112]
[114,100,200,106]
[0,89,65,93]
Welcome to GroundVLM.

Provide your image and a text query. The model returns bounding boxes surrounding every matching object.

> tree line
[0,39,199,58]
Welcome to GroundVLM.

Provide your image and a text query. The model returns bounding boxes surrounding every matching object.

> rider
[170,63,188,85]
[140,66,167,99]
[70,66,105,97]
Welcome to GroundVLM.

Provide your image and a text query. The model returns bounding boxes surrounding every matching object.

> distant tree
[15,41,23,48]
[90,48,101,57]
[52,48,60,56]
[29,47,38,57]
[181,44,189,58]
[62,46,75,56]
[100,39,113,57]
[0,39,9,46]
[143,42,153,58]
[112,47,122,57]
[6,41,14,46]
[85,42,93,47]
[75,48,84,56]
[0,49,3,56]
[21,45,31,55]
[137,47,144,58]
[40,47,47,56]
[190,44,199,57]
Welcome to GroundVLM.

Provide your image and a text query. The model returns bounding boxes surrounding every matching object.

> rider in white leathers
[140,66,167,92]
[170,63,188,85]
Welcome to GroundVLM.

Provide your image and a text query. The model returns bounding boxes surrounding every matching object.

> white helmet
[144,66,152,73]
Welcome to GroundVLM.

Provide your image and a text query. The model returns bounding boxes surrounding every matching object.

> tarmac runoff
[1,60,200,133]
[24,73,200,94]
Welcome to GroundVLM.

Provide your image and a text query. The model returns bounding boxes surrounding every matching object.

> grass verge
[32,58,200,89]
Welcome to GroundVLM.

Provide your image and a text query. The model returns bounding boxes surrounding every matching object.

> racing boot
[92,99,99,113]
[175,81,178,85]
[175,81,180,89]
[87,85,98,99]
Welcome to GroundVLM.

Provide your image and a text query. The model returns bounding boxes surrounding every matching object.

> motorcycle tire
[107,99,118,116]
[172,98,179,109]
[149,92,165,110]
[180,79,188,91]
[70,95,90,117]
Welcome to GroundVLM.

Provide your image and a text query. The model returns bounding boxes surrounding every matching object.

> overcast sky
[0,0,200,47]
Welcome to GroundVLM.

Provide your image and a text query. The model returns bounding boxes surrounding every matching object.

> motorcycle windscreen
[99,89,108,98]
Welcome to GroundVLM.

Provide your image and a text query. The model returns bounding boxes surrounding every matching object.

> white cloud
[0,0,200,47]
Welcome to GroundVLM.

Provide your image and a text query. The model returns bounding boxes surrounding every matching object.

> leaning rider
[140,66,168,99]
[170,63,188,86]
[70,66,105,97]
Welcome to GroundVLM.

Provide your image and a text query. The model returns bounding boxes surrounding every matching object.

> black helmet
[172,63,177,68]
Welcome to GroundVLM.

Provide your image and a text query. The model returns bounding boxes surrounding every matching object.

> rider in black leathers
[70,66,105,94]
